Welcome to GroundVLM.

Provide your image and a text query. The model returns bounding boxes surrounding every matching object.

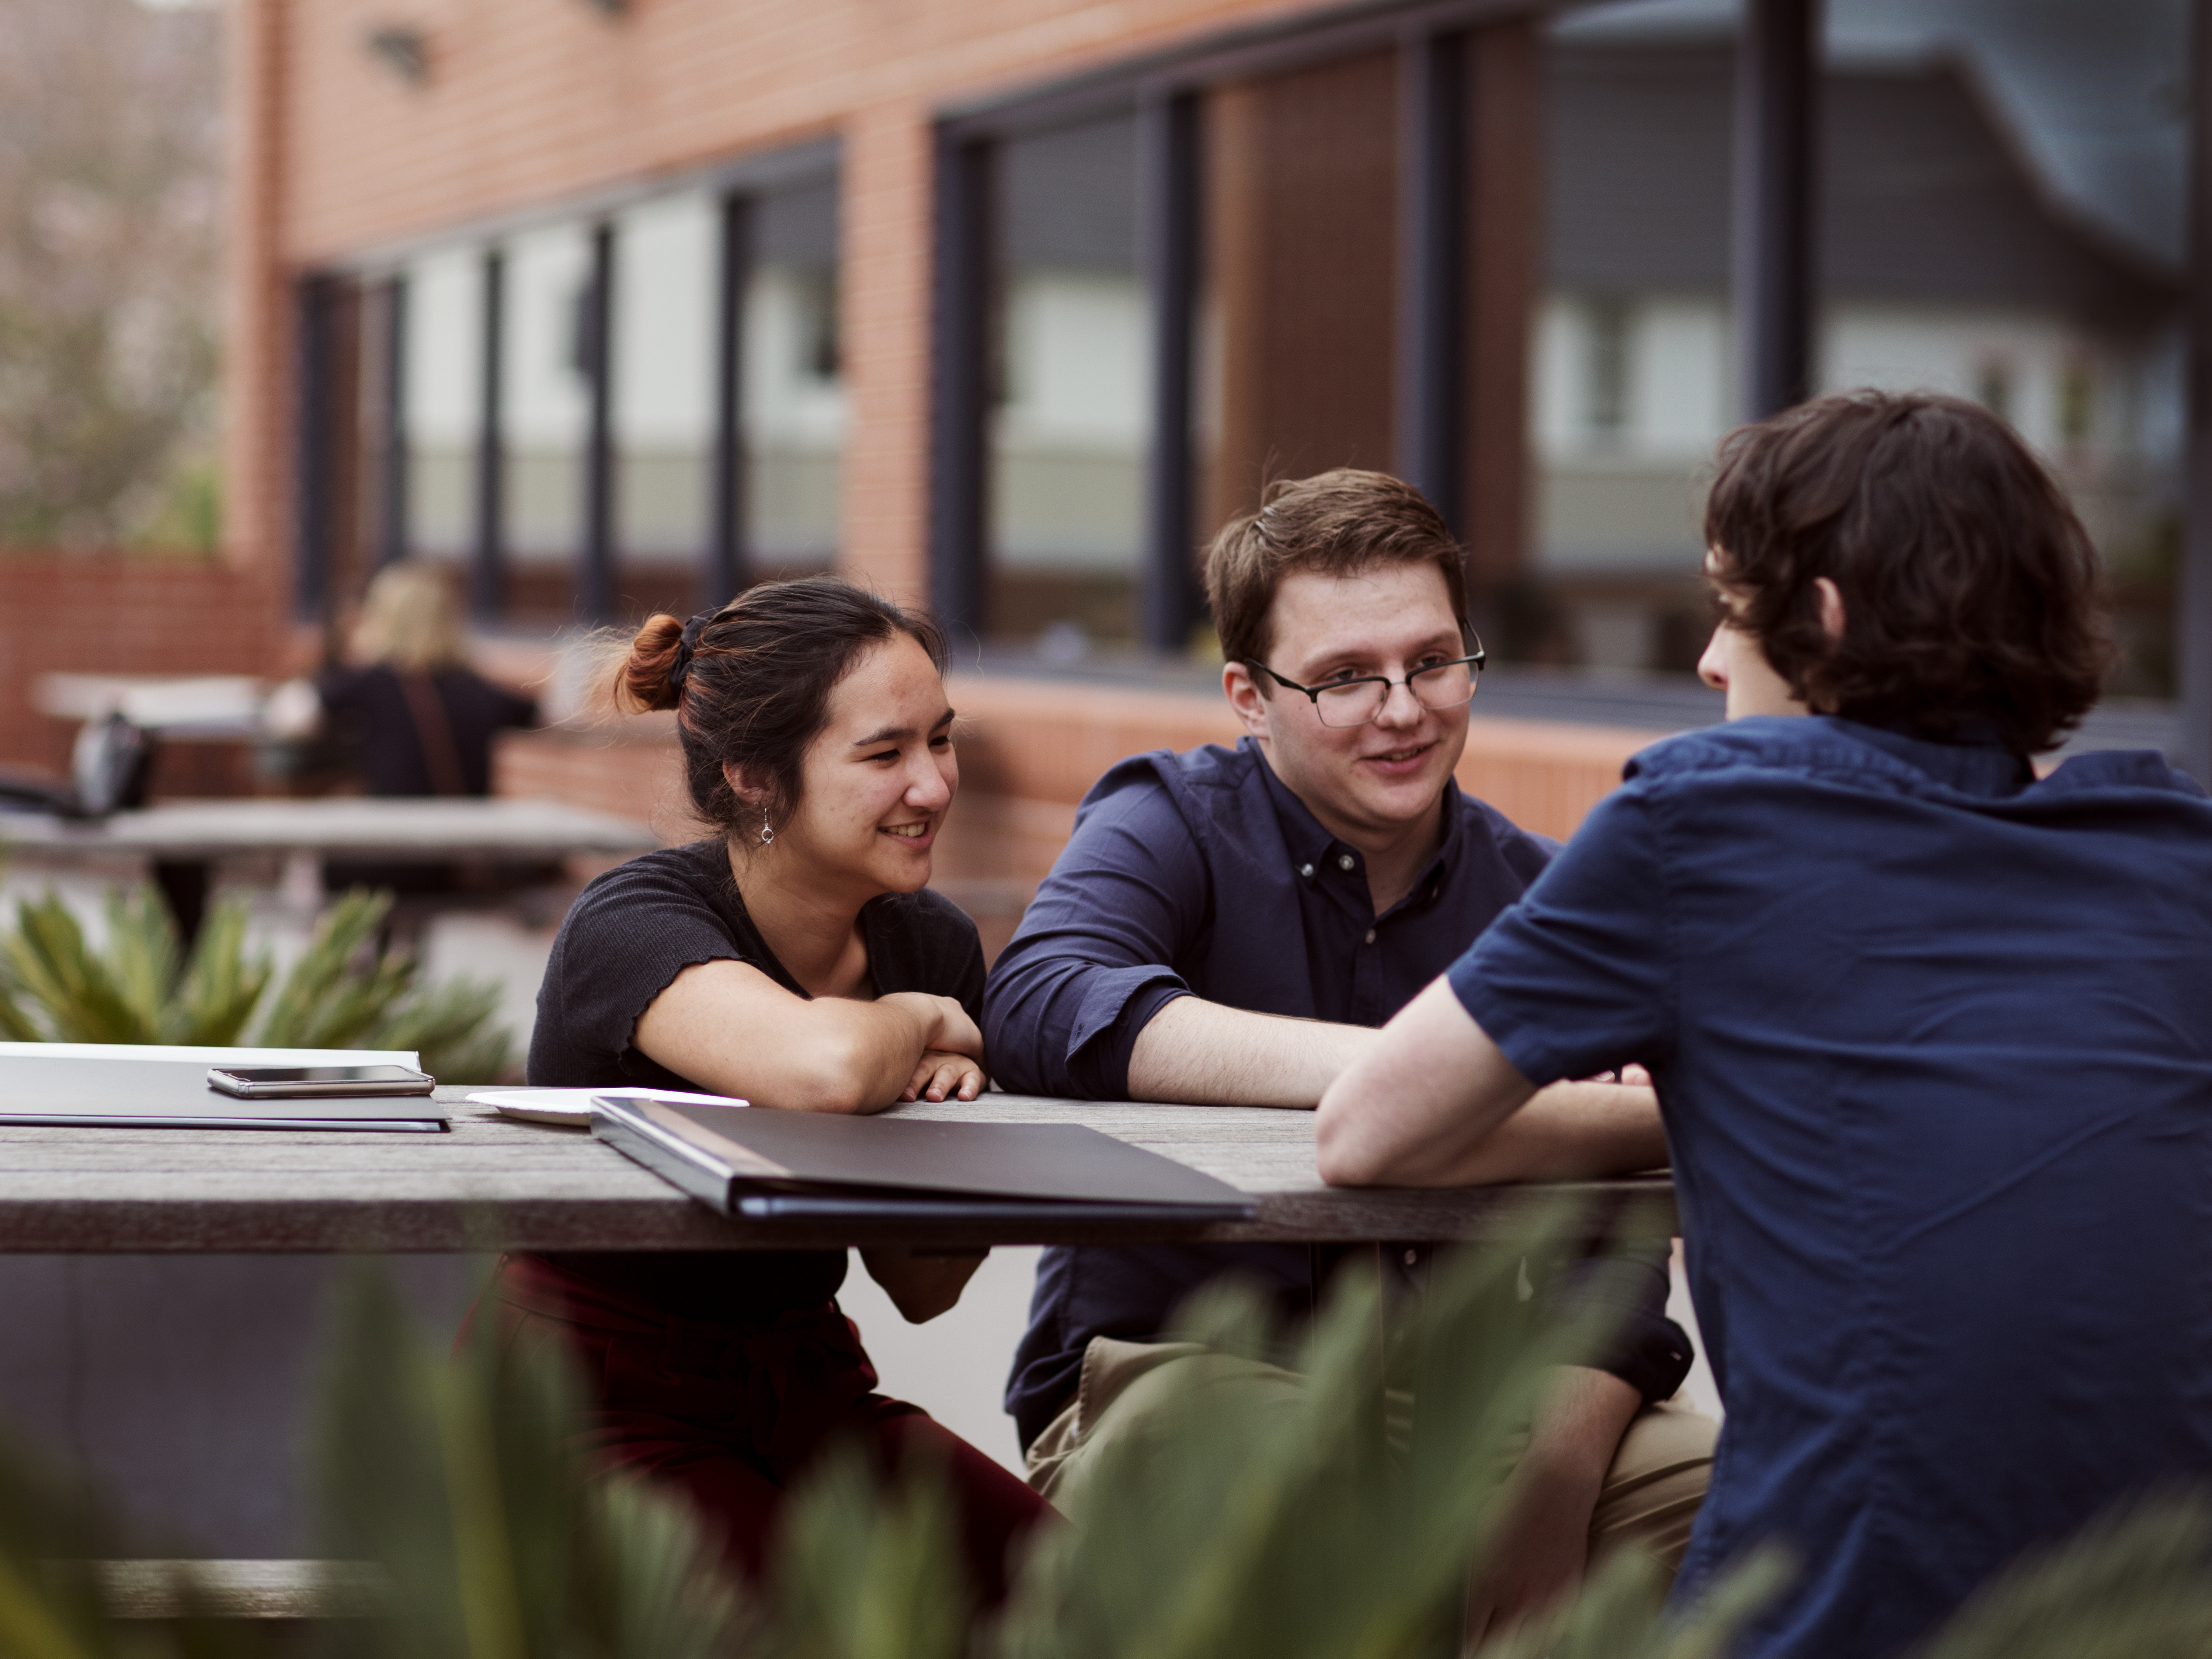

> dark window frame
[298,138,841,628]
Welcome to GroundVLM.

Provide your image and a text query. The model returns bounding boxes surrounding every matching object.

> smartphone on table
[206,1064,436,1099]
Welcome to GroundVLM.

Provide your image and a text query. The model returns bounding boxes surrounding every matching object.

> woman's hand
[901,1048,986,1103]
[638,969,987,1114]
[918,994,984,1058]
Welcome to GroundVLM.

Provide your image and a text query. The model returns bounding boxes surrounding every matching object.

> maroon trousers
[473,1253,1055,1605]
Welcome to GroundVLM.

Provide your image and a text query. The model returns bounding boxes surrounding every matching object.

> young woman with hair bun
[479,574,1052,1603]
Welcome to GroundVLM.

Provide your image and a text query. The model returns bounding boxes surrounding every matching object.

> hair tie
[666,606,734,694]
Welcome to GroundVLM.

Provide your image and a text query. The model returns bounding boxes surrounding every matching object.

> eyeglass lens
[1314,661,1478,727]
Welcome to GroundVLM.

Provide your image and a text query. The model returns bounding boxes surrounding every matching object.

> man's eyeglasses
[1249,644,1487,729]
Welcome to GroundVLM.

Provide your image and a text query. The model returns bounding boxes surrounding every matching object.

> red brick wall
[0,556,286,777]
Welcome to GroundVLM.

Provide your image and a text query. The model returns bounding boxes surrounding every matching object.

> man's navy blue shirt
[1449,716,2212,1659]
[987,737,1692,1447]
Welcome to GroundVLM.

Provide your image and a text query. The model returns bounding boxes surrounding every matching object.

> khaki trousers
[1024,1337,1717,1580]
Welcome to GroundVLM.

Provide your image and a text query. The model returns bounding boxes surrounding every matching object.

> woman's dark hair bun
[613,613,687,714]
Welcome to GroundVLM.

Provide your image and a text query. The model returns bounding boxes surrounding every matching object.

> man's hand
[1317,979,1666,1186]
[1465,1366,1643,1644]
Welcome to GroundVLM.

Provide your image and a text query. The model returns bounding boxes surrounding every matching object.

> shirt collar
[1242,736,1464,900]
[1832,717,2035,798]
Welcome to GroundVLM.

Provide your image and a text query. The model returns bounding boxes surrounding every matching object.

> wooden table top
[0,1088,1674,1254]
[0,797,657,862]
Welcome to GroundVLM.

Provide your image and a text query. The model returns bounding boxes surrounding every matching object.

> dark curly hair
[1704,391,2114,754]
[612,575,947,843]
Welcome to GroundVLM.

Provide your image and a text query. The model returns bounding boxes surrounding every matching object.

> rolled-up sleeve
[1447,784,1675,1088]
[983,776,1208,1099]
[1538,1240,1693,1406]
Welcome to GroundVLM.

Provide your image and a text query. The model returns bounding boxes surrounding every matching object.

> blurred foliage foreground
[0,886,512,1083]
[0,1224,2209,1659]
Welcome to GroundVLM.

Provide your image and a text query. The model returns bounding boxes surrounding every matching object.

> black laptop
[591,1095,1254,1224]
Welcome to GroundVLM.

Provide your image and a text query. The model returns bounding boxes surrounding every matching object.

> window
[987,115,1148,650]
[749,178,845,573]
[399,247,481,563]
[316,145,845,626]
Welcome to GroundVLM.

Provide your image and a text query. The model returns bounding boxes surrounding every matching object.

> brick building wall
[0,556,286,783]
[223,0,1350,604]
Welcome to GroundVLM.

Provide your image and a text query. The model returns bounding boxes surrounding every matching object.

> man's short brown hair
[1704,391,2114,754]
[1204,469,1469,675]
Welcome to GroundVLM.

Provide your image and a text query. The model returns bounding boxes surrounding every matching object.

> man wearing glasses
[984,469,1712,1634]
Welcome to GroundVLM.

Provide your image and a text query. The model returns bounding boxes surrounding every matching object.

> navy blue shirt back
[1448,716,2212,1659]
[987,737,1689,1446]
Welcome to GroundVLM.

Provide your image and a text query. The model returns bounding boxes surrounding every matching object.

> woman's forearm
[633,961,950,1112]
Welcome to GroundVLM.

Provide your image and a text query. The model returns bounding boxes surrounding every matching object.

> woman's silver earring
[759,822,775,846]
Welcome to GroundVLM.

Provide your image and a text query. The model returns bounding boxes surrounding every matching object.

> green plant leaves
[1,893,151,1044]
[0,883,512,1082]
[309,1264,753,1659]
[171,898,270,1047]
[251,890,418,1053]
[0,1242,2200,1656]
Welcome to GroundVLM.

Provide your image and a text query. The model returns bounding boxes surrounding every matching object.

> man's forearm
[1465,1364,1645,1638]
[1126,996,1377,1106]
[1523,1363,1645,1480]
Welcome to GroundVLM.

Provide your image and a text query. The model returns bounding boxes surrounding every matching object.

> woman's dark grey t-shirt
[528,838,986,1322]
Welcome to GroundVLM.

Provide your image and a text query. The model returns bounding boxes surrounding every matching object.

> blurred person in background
[308,560,540,903]
[1317,393,2212,1659]
[319,560,538,802]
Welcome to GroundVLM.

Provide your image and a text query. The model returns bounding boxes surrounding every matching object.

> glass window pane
[989,115,1149,650]
[400,248,481,563]
[1538,4,1739,674]
[1819,0,2185,697]
[613,193,717,576]
[501,223,592,576]
[748,179,844,573]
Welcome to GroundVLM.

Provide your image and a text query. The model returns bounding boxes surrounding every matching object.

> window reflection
[1534,0,2186,682]
[501,223,592,588]
[614,193,717,582]
[399,247,480,565]
[989,115,1149,650]
[749,180,844,573]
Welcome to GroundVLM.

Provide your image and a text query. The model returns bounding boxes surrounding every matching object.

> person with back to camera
[488,575,1053,1605]
[310,560,540,904]
[984,468,1714,1637]
[1317,392,2212,1658]
[317,560,538,803]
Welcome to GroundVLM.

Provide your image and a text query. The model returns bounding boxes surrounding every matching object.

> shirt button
[1298,863,1314,879]
[1337,853,1355,872]
[1402,1248,1419,1267]
[1363,929,1376,944]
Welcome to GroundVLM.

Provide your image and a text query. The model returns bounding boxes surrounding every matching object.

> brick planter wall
[0,555,285,779]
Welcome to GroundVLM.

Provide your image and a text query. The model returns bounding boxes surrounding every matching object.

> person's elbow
[1314,1077,1399,1187]
[775,1029,896,1114]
